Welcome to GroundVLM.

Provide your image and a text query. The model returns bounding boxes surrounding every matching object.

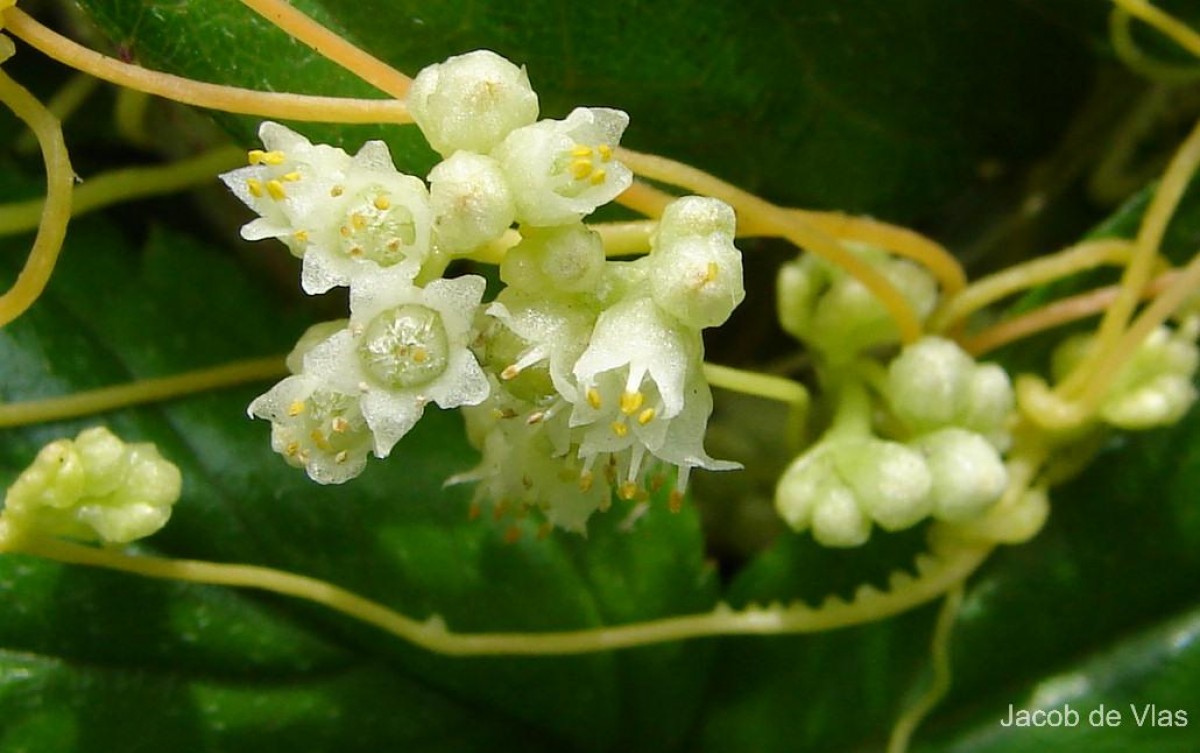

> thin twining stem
[14,72,99,152]
[704,363,810,408]
[931,238,1137,332]
[1111,0,1200,58]
[1110,8,1200,83]
[3,9,412,124]
[886,585,964,753]
[8,532,991,656]
[960,269,1179,357]
[1075,248,1200,414]
[0,146,245,237]
[0,69,72,329]
[0,356,286,428]
[1059,115,1200,397]
[794,210,967,298]
[616,147,924,343]
[237,0,411,100]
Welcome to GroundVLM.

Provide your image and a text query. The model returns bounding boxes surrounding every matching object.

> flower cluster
[773,242,1016,547]
[228,50,744,532]
[0,426,182,546]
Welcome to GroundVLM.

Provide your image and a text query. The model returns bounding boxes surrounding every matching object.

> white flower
[499,224,607,295]
[484,288,599,402]
[301,270,490,456]
[429,151,516,256]
[2,427,181,545]
[407,50,540,157]
[493,107,633,226]
[775,437,933,547]
[648,197,745,329]
[570,297,735,498]
[887,336,1014,447]
[249,373,374,485]
[222,123,433,294]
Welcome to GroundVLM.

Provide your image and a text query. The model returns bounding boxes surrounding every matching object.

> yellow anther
[266,180,286,200]
[579,471,594,492]
[293,230,309,242]
[348,246,363,257]
[373,195,391,211]
[589,169,606,186]
[618,481,638,501]
[411,347,428,364]
[571,159,594,180]
[285,441,300,457]
[247,149,266,165]
[611,421,629,438]
[637,408,656,425]
[310,429,330,450]
[330,185,345,197]
[501,364,520,380]
[586,388,602,409]
[526,411,545,425]
[570,145,593,158]
[339,225,352,237]
[334,450,349,464]
[260,150,286,165]
[668,489,685,513]
[597,144,613,161]
[246,178,263,198]
[282,171,301,182]
[287,400,306,417]
[620,391,644,415]
[704,261,719,283]
[330,417,350,434]
[386,239,401,251]
[351,212,367,230]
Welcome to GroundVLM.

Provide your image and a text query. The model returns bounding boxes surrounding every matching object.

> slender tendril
[0,356,286,428]
[886,586,964,753]
[0,146,245,237]
[14,72,98,152]
[616,147,924,343]
[2,8,412,124]
[237,0,411,99]
[0,69,72,328]
[2,532,990,657]
[1111,0,1200,58]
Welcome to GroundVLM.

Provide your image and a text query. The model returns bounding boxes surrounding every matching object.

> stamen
[373,195,391,210]
[266,179,286,200]
[526,411,545,425]
[246,178,263,197]
[334,450,348,464]
[570,145,593,157]
[293,230,309,242]
[611,421,629,438]
[571,159,593,180]
[330,417,349,433]
[579,470,594,492]
[285,441,300,457]
[501,364,520,380]
[351,212,367,230]
[330,185,345,197]
[589,169,606,186]
[597,144,613,161]
[703,261,719,283]
[668,489,684,513]
[586,387,602,409]
[637,408,656,425]
[618,481,638,500]
[287,400,305,416]
[620,391,644,415]
[282,171,301,182]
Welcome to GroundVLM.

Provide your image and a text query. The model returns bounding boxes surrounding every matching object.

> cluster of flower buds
[773,239,1017,547]
[0,427,182,546]
[228,50,744,532]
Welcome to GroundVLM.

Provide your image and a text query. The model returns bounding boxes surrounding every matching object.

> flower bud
[429,151,515,256]
[913,428,1007,522]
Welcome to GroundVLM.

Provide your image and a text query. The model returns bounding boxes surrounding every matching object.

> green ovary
[358,304,450,389]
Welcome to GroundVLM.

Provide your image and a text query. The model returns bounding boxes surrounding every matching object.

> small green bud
[649,198,745,329]
[429,151,515,256]
[2,427,182,545]
[913,428,1007,522]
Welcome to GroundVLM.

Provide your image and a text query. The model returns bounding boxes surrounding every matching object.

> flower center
[337,186,417,266]
[358,304,449,389]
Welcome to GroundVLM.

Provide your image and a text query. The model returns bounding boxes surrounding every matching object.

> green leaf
[71,0,1093,220]
[0,210,717,750]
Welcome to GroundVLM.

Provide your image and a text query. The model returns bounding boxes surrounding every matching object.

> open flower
[300,269,491,456]
[493,107,633,226]
[223,123,433,294]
